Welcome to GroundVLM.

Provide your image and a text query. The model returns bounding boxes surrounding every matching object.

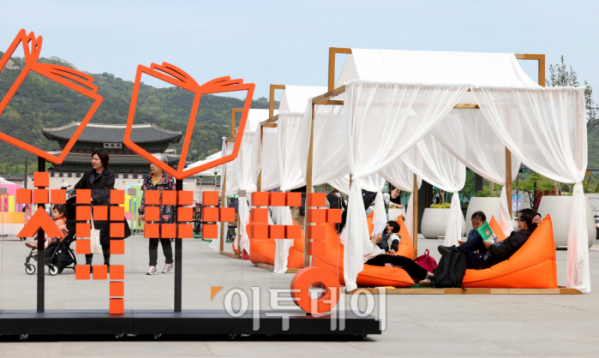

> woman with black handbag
[74,149,115,271]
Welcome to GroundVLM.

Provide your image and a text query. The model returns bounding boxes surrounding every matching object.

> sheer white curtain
[271,207,295,273]
[251,126,280,191]
[379,159,421,239]
[209,138,229,252]
[224,140,239,197]
[278,113,307,191]
[235,132,258,254]
[433,109,520,236]
[473,87,589,293]
[299,104,348,188]
[401,133,466,246]
[343,82,467,291]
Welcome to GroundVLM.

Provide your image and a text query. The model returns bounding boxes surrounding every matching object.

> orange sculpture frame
[0,29,103,164]
[123,62,255,180]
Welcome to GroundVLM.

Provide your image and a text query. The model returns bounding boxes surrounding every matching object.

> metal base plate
[0,309,381,336]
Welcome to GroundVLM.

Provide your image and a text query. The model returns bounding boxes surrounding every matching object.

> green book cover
[476,222,497,242]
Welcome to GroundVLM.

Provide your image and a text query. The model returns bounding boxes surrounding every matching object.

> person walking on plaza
[74,149,115,270]
[138,153,175,275]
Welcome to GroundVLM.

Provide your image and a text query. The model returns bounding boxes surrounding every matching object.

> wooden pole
[412,173,418,260]
[269,85,285,119]
[328,48,352,92]
[304,102,316,268]
[219,171,227,253]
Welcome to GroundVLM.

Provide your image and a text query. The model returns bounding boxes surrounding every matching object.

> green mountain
[0,53,275,174]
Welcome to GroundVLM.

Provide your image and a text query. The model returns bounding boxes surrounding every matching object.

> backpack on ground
[430,247,466,288]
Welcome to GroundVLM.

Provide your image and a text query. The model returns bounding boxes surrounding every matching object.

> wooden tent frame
[308,48,546,259]
[220,49,546,271]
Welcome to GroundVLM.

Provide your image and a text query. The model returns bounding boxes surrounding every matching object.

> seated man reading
[438,208,537,270]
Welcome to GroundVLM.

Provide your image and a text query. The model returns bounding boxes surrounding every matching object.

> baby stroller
[24,232,77,276]
[24,194,78,276]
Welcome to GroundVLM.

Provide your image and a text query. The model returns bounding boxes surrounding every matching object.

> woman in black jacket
[74,149,115,269]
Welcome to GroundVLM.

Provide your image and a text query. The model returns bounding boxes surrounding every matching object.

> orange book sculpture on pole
[123,62,255,179]
[0,29,103,164]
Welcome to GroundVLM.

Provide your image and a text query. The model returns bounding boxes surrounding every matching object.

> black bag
[430,247,467,288]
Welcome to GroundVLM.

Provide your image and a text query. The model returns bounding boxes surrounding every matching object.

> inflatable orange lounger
[462,215,558,289]
[244,222,305,269]
[312,215,417,288]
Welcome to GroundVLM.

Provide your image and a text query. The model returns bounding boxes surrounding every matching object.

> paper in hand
[372,221,387,236]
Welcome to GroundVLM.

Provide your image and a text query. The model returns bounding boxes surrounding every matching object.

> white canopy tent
[253,85,327,272]
[186,151,222,176]
[298,48,588,293]
[211,109,272,256]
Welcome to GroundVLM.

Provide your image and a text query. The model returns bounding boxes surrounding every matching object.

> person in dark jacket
[74,149,115,270]
[438,208,537,270]
[327,188,346,232]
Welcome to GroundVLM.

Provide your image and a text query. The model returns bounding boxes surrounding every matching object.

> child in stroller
[24,199,77,275]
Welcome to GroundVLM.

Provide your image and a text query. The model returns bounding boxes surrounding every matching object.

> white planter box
[465,197,501,233]
[537,196,595,248]
[421,208,466,239]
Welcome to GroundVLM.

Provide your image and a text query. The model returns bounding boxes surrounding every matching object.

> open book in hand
[476,221,497,244]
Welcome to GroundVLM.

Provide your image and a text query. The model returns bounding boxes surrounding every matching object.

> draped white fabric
[343,82,467,291]
[433,109,520,236]
[224,140,239,197]
[272,207,295,273]
[251,126,280,191]
[472,87,589,293]
[401,133,466,246]
[277,113,307,191]
[279,85,328,113]
[210,138,230,252]
[299,103,348,188]
[235,132,258,254]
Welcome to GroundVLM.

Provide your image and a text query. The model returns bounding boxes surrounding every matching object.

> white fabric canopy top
[186,151,223,175]
[336,49,540,90]
[322,48,589,293]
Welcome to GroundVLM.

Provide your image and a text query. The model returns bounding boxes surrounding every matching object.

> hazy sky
[1,0,598,101]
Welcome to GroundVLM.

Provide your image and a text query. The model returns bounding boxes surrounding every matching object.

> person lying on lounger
[339,211,434,283]
[438,208,537,270]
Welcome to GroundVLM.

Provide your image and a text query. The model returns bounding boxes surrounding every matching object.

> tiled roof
[47,152,187,166]
[42,122,182,143]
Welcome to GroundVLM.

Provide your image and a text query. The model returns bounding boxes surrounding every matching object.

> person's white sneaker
[146,266,157,275]
[162,264,174,274]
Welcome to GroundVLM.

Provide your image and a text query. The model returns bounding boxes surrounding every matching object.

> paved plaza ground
[1,234,599,357]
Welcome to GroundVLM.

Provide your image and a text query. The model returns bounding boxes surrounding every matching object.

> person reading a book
[438,209,537,270]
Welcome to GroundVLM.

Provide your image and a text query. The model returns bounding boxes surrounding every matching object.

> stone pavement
[1,234,599,357]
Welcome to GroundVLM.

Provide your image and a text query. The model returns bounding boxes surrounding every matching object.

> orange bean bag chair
[312,222,416,288]
[245,222,305,269]
[462,215,557,289]
[394,215,414,259]
[367,213,414,259]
